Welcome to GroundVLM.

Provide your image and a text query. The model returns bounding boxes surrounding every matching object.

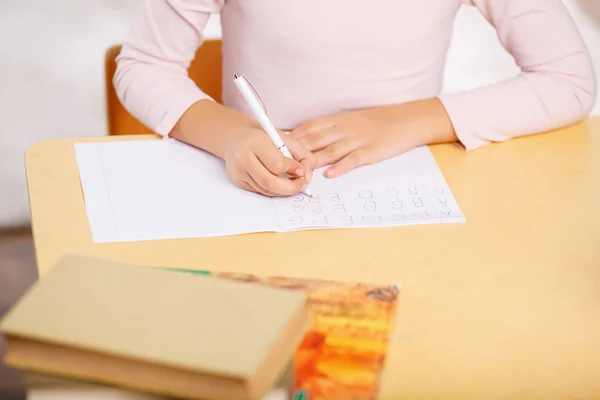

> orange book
[169,269,401,400]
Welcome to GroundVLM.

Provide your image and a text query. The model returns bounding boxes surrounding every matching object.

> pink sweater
[114,0,597,151]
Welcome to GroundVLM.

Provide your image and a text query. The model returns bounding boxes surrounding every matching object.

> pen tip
[233,73,240,79]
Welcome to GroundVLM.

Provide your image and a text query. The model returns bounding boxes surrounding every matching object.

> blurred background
[0,1,599,399]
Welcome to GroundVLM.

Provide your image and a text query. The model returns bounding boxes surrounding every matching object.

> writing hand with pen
[223,124,316,197]
[231,74,315,197]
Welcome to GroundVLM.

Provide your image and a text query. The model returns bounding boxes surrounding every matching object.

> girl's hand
[170,100,316,197]
[223,129,317,196]
[290,98,457,178]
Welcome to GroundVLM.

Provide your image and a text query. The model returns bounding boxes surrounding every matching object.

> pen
[233,73,313,198]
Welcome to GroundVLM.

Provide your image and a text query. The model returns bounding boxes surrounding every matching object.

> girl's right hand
[170,100,316,197]
[224,129,317,197]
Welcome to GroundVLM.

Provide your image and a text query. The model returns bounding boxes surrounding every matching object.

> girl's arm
[291,0,597,178]
[114,0,315,197]
[113,0,222,140]
[438,0,597,150]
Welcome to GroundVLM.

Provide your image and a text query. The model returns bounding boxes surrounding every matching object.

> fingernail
[301,184,307,191]
[325,169,334,178]
[295,168,304,177]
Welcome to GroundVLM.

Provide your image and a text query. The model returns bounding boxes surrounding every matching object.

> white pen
[233,73,313,198]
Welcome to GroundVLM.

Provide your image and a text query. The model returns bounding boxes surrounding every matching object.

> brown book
[0,255,309,400]
[23,370,292,400]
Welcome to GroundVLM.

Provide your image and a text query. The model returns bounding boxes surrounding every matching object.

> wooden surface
[105,40,223,135]
[25,119,600,398]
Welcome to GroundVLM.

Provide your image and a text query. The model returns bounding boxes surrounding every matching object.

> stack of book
[1,256,307,400]
[2,256,401,400]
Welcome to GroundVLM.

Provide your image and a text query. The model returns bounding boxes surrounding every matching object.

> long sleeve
[113,0,224,136]
[438,0,597,151]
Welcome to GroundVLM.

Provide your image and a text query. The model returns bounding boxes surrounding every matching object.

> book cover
[168,268,400,400]
[1,256,309,400]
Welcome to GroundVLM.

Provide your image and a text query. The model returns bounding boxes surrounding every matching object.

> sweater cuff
[437,93,491,152]
[155,87,214,137]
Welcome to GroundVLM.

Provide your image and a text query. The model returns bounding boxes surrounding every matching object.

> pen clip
[241,75,268,115]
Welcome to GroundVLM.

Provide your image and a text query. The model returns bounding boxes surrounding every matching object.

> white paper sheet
[74,140,464,243]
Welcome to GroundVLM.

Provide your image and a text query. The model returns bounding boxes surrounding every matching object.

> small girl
[114,0,596,197]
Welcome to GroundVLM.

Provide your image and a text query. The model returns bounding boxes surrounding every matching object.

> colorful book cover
[168,268,400,400]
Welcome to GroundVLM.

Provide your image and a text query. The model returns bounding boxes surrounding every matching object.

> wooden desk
[25,119,600,398]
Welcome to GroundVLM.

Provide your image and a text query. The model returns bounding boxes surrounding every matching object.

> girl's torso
[218,0,464,128]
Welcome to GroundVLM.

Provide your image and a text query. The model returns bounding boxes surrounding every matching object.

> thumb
[283,136,317,182]
[280,154,305,177]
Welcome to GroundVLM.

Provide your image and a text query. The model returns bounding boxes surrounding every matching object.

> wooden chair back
[104,40,223,135]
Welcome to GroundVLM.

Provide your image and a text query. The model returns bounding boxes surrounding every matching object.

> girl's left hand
[290,98,457,178]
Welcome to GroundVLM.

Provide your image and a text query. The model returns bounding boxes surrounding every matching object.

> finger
[324,151,366,178]
[241,176,278,197]
[296,128,343,152]
[300,158,314,183]
[313,140,361,168]
[238,180,262,195]
[283,135,318,168]
[248,154,307,196]
[253,142,305,177]
[238,179,268,196]
[283,137,317,183]
[292,117,336,138]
